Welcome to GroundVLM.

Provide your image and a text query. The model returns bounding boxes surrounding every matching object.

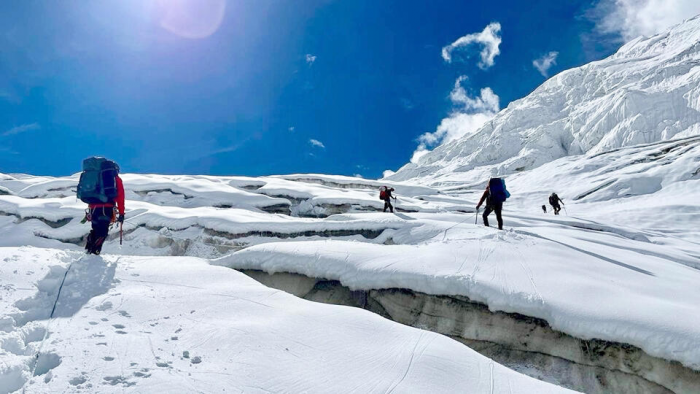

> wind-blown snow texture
[2,167,699,374]
[220,216,700,370]
[0,248,571,393]
[389,15,700,184]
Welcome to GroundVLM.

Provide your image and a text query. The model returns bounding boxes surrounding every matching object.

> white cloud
[591,0,700,42]
[410,145,431,164]
[309,139,325,149]
[533,51,559,77]
[288,126,295,132]
[448,76,499,113]
[2,123,41,137]
[410,77,500,164]
[442,22,502,69]
[210,144,241,155]
[382,169,396,178]
[306,54,317,65]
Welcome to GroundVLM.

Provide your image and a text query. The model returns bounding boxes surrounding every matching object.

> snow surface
[504,136,700,243]
[2,162,700,374]
[0,247,572,393]
[218,211,700,370]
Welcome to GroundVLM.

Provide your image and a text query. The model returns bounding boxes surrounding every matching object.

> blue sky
[0,0,629,178]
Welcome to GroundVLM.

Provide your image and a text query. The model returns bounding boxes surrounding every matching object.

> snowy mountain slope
[504,135,700,243]
[0,247,574,394]
[389,15,700,183]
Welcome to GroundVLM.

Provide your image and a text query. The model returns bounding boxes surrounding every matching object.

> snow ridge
[390,15,700,184]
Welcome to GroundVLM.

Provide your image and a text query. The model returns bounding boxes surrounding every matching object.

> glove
[118,214,125,223]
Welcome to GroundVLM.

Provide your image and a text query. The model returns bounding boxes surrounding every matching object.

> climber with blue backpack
[475,177,510,230]
[76,157,125,255]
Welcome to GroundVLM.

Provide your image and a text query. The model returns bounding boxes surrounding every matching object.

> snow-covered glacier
[3,13,700,394]
[1,168,699,393]
[1,247,578,394]
[389,15,700,184]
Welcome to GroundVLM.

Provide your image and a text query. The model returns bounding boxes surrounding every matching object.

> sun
[157,0,227,39]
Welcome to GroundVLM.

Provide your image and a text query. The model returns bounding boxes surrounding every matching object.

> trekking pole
[475,208,479,225]
[563,205,568,216]
[120,222,123,245]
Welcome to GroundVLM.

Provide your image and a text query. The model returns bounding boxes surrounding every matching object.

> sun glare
[157,0,226,39]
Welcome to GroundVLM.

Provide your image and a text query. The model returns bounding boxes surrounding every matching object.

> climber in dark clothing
[549,193,564,215]
[85,207,117,255]
[476,183,504,230]
[382,187,396,213]
[84,170,125,255]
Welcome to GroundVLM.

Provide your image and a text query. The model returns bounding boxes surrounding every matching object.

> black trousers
[483,202,503,230]
[86,207,113,254]
[552,203,561,215]
[383,199,394,213]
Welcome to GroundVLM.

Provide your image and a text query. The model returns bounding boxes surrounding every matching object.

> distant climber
[549,193,564,215]
[77,157,125,255]
[379,186,396,213]
[476,178,510,230]
[541,205,547,214]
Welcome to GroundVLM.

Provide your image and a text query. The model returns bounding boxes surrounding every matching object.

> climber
[76,157,125,255]
[549,193,564,215]
[379,186,396,213]
[476,178,510,230]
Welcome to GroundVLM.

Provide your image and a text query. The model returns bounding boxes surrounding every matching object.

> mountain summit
[390,15,700,184]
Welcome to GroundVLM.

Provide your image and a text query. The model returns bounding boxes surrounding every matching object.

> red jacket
[476,185,490,208]
[89,175,125,215]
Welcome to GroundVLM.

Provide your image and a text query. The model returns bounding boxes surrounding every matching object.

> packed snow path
[0,247,572,394]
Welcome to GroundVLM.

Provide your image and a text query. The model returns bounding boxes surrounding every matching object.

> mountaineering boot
[85,231,95,254]
[92,236,106,255]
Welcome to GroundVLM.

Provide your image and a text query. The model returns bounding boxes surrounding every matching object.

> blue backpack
[77,157,120,204]
[488,177,510,204]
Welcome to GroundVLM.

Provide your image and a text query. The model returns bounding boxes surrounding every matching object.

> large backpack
[77,157,120,204]
[549,194,558,205]
[488,177,510,204]
[379,186,387,200]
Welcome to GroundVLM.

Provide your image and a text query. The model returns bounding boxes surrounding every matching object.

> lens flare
[157,0,226,39]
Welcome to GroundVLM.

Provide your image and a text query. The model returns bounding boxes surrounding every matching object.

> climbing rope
[24,258,76,390]
[442,210,479,242]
